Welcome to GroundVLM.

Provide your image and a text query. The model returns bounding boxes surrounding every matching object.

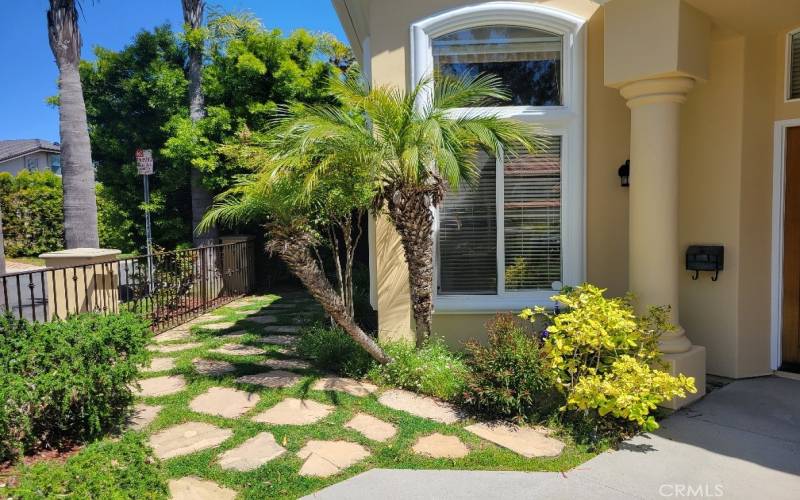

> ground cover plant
[4,294,596,499]
[7,433,168,500]
[368,339,469,401]
[0,312,150,463]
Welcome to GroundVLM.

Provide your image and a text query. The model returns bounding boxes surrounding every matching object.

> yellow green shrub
[520,284,696,432]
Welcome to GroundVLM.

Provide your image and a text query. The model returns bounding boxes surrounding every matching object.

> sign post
[135,149,155,291]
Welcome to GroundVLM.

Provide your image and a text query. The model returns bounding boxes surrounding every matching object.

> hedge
[0,312,151,462]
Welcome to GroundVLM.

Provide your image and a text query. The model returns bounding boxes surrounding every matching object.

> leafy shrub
[8,433,168,499]
[460,314,559,421]
[0,170,137,256]
[0,312,151,462]
[0,170,64,257]
[521,285,696,435]
[296,324,375,377]
[368,339,468,401]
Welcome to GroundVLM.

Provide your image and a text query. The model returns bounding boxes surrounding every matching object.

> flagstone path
[133,293,566,499]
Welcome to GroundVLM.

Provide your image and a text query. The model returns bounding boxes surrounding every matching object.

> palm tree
[199,147,390,364]
[269,73,540,345]
[47,0,99,248]
[181,0,217,246]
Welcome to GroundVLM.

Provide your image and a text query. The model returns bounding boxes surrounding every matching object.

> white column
[621,77,694,354]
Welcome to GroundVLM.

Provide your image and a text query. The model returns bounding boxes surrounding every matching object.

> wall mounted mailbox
[686,245,724,281]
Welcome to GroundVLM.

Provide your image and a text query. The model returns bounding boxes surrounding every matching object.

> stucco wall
[367,0,628,345]
[678,30,744,377]
[364,0,799,376]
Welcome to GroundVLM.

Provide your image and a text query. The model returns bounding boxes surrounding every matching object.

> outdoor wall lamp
[618,159,630,187]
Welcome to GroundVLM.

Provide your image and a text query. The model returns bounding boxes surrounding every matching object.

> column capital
[619,76,695,108]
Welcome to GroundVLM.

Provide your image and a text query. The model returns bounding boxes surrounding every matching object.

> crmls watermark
[659,484,725,497]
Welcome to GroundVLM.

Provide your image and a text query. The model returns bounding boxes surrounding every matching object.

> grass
[7,293,599,499]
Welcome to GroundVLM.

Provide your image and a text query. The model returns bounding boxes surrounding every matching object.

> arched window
[411,3,586,311]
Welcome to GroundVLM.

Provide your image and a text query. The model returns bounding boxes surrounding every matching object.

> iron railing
[0,240,255,333]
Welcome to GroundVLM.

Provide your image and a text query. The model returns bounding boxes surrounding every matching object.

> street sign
[135,149,154,175]
[135,148,155,284]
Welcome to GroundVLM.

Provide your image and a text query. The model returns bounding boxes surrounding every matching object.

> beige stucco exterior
[334,0,800,379]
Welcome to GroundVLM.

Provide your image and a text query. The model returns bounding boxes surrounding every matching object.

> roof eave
[331,0,368,64]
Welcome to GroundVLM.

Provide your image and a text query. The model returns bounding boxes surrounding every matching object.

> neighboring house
[0,139,61,175]
[332,0,800,407]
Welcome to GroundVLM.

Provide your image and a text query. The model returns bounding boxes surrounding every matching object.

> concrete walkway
[305,376,800,500]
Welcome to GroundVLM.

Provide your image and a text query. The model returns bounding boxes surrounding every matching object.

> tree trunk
[48,0,99,249]
[266,226,391,364]
[182,0,217,246]
[383,185,439,347]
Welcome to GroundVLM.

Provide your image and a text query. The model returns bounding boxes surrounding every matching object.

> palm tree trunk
[182,0,217,246]
[384,186,438,346]
[48,0,99,249]
[266,226,391,364]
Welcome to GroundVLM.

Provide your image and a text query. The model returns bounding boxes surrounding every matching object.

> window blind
[438,152,497,295]
[791,32,800,100]
[503,136,562,290]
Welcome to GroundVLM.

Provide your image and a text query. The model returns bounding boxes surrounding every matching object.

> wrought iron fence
[0,240,255,333]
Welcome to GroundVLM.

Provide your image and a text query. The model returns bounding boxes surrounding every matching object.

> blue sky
[0,0,346,142]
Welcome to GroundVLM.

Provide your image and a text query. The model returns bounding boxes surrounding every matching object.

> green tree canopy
[79,15,349,253]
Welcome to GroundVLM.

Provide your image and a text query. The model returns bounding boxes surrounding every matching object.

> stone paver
[412,433,470,459]
[465,423,564,458]
[140,357,175,373]
[312,377,378,397]
[190,387,260,418]
[148,342,201,353]
[217,432,287,471]
[297,440,371,477]
[345,413,397,442]
[261,325,302,333]
[254,335,298,346]
[168,476,237,500]
[193,358,236,376]
[135,375,187,397]
[199,321,237,331]
[210,343,266,356]
[378,389,462,424]
[149,422,233,460]
[235,370,302,388]
[274,347,296,355]
[154,329,190,343]
[259,358,312,370]
[219,330,247,340]
[252,398,334,425]
[246,315,277,324]
[128,403,161,430]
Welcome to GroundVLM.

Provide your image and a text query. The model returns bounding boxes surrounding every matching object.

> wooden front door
[782,126,800,370]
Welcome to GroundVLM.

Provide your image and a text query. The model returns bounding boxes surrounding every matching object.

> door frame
[771,119,800,370]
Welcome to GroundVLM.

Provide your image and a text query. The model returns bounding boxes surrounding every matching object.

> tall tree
[271,73,540,345]
[181,0,217,246]
[47,0,99,248]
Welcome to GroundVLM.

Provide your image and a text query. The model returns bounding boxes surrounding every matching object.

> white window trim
[786,27,800,103]
[410,2,587,313]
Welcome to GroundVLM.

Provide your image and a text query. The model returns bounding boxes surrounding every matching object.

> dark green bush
[368,339,469,401]
[460,314,559,421]
[296,324,375,377]
[8,433,168,499]
[0,312,151,462]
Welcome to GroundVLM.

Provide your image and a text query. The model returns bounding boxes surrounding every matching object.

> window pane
[433,25,562,106]
[791,32,800,100]
[438,152,497,294]
[504,137,562,290]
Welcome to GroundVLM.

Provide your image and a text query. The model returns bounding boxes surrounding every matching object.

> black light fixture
[618,159,630,187]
